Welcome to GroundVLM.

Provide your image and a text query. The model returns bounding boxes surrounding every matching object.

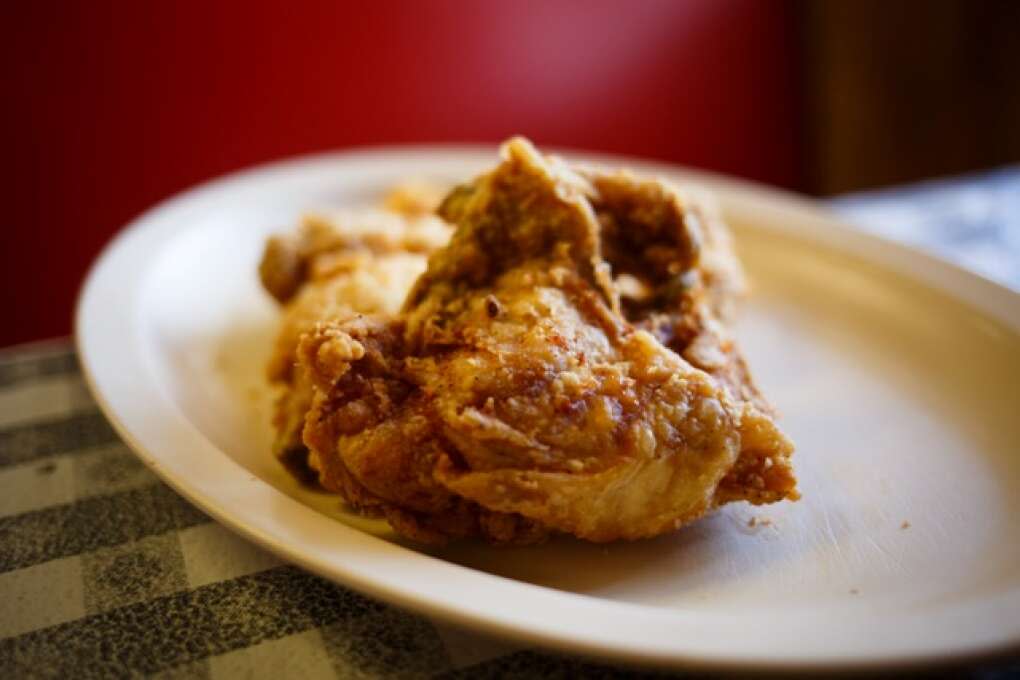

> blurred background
[2,0,1018,347]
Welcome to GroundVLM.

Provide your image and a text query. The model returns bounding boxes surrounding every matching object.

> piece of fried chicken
[259,185,451,479]
[297,138,797,544]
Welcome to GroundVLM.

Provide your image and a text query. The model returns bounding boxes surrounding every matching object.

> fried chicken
[259,186,451,479]
[293,138,797,544]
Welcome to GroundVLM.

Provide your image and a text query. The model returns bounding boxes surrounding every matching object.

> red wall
[1,1,801,347]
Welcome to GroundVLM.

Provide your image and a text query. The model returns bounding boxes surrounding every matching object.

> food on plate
[259,184,451,479]
[260,138,797,544]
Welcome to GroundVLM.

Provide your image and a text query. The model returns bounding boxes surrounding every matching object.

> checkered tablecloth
[3,167,1020,678]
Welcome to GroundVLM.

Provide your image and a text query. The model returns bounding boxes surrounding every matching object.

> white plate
[76,146,1020,672]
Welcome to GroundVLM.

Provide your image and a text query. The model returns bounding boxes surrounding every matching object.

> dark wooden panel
[800,0,1020,194]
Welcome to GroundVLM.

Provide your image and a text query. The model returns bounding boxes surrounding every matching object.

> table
[2,168,1019,678]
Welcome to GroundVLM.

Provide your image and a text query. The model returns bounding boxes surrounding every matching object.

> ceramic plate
[76,146,1020,671]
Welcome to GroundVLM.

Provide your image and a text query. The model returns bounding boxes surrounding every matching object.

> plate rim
[75,144,1020,672]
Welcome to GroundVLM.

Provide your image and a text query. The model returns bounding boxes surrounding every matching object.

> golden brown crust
[287,138,797,544]
[258,204,451,476]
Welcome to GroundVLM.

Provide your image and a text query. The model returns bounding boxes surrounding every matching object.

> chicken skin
[294,138,797,544]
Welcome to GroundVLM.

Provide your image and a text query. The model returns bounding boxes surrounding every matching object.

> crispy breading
[294,138,796,544]
[259,197,451,475]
